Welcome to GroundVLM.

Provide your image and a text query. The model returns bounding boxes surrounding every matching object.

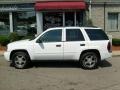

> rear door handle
[56,44,61,47]
[80,44,85,46]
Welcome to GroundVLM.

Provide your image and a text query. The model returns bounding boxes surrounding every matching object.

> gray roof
[1,0,36,4]
[91,0,120,2]
[85,0,120,4]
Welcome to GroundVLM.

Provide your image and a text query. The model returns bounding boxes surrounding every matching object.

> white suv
[4,27,112,69]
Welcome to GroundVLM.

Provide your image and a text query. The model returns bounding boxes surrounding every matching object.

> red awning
[35,1,87,11]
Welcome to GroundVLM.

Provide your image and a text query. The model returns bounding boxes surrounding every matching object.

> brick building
[88,0,120,38]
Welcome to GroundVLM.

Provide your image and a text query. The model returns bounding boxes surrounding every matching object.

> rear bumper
[4,51,11,61]
[101,52,112,60]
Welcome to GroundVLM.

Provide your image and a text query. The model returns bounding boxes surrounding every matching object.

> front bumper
[4,51,11,61]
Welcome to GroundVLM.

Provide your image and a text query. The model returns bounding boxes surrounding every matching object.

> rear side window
[85,29,109,40]
[66,29,84,41]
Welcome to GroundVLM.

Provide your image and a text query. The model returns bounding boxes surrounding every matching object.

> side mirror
[36,39,42,43]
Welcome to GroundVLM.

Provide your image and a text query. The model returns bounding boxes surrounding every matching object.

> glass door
[65,12,74,26]
[0,12,9,35]
[43,12,63,31]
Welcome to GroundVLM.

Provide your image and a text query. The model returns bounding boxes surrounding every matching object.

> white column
[9,12,13,33]
[117,13,120,32]
[74,11,77,26]
[36,11,43,35]
[63,12,65,26]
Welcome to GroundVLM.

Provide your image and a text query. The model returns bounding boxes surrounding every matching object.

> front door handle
[56,44,61,47]
[80,44,85,46]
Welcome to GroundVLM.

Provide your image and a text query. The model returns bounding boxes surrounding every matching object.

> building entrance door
[65,12,75,26]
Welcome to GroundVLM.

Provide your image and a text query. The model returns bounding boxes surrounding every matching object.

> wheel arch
[80,49,101,61]
[10,49,31,61]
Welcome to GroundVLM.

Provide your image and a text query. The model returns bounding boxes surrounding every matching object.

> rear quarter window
[85,29,109,40]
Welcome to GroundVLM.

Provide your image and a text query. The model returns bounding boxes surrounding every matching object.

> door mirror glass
[36,39,42,43]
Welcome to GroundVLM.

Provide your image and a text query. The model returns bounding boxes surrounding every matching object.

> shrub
[112,38,120,46]
[0,36,10,46]
[8,32,21,42]
[0,32,35,46]
[22,35,35,40]
[85,19,94,27]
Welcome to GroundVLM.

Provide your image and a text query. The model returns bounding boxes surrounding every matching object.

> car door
[34,29,63,60]
[64,28,86,60]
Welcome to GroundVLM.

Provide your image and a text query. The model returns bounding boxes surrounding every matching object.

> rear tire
[11,52,30,69]
[80,52,99,69]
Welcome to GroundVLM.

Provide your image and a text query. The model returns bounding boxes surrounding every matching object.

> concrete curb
[112,51,120,57]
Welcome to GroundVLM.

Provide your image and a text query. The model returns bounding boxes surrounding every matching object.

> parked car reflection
[15,26,28,36]
[0,25,9,35]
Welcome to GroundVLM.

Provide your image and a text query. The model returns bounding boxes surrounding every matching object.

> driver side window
[38,29,62,42]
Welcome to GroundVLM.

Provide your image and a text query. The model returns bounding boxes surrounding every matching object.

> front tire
[80,52,99,69]
[11,52,30,69]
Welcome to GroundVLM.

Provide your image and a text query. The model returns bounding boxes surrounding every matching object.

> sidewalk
[0,51,5,56]
[0,51,120,57]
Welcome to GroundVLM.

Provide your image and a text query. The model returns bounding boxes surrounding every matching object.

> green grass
[112,38,120,46]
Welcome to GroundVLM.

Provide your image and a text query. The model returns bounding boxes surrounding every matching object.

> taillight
[107,42,112,53]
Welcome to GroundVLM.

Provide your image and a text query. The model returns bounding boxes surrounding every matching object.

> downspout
[104,2,106,31]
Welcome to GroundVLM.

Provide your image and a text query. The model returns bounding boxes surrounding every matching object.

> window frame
[108,13,119,32]
[65,28,85,42]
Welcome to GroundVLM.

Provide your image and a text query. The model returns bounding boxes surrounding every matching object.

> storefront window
[76,11,84,26]
[43,11,84,31]
[65,12,74,26]
[0,12,9,35]
[43,12,63,31]
[13,11,36,36]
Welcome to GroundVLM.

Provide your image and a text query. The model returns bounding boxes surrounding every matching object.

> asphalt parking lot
[0,56,120,90]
